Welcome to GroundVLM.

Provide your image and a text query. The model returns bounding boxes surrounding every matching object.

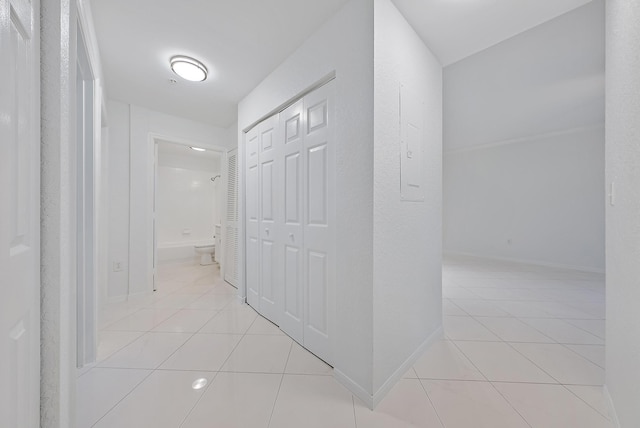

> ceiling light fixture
[190,146,206,152]
[170,55,208,82]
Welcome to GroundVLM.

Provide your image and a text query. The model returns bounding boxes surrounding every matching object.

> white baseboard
[444,250,605,274]
[372,326,443,408]
[334,326,444,410]
[603,385,621,428]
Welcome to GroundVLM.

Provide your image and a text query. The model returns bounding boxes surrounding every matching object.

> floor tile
[511,343,604,385]
[93,370,212,428]
[76,368,151,428]
[96,331,144,362]
[442,287,480,299]
[421,380,529,428]
[160,333,243,371]
[565,319,606,339]
[182,372,282,428]
[412,340,485,381]
[444,316,501,341]
[521,318,604,345]
[475,316,554,343]
[103,308,178,332]
[247,315,286,335]
[222,335,292,373]
[449,299,511,317]
[494,382,613,428]
[145,293,201,309]
[99,332,191,369]
[493,301,552,318]
[284,342,333,376]
[185,293,235,310]
[565,344,606,368]
[442,299,468,316]
[269,375,356,428]
[151,309,218,333]
[354,379,442,428]
[455,341,556,383]
[199,308,258,334]
[565,385,611,418]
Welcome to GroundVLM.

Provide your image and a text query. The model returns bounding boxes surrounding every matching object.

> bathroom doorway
[152,137,226,292]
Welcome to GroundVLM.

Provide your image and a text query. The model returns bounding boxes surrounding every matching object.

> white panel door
[0,0,40,425]
[302,82,335,365]
[257,116,280,321]
[278,100,305,343]
[245,128,260,308]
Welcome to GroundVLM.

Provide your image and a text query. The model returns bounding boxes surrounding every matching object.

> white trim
[444,250,605,274]
[334,326,443,410]
[372,326,443,408]
[444,123,605,156]
[603,386,621,428]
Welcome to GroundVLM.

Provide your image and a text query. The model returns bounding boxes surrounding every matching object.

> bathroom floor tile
[565,344,606,368]
[475,316,554,343]
[246,315,285,335]
[520,318,604,345]
[103,308,178,332]
[96,331,144,362]
[449,299,511,317]
[181,372,282,428]
[184,293,235,310]
[565,385,611,418]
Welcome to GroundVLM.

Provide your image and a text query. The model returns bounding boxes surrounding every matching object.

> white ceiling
[391,0,594,66]
[90,0,350,128]
[91,0,595,128]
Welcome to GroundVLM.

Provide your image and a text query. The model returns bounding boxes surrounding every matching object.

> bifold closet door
[278,100,305,344]
[257,116,280,322]
[301,83,335,365]
[245,128,260,309]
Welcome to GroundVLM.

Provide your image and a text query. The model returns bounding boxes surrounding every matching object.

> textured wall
[605,1,640,426]
[373,0,443,398]
[40,0,77,426]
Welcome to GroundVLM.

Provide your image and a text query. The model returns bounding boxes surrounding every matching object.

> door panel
[258,116,279,322]
[1,0,40,425]
[245,129,260,307]
[302,83,334,365]
[277,100,305,343]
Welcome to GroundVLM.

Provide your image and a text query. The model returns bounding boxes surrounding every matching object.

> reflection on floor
[77,256,612,427]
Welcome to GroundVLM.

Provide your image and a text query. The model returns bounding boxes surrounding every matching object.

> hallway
[76,257,612,428]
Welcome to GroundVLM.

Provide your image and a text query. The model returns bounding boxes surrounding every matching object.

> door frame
[146,133,228,292]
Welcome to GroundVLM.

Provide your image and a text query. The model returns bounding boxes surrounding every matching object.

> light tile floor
[77,256,612,427]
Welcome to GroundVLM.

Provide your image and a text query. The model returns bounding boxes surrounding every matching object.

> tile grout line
[266,341,294,428]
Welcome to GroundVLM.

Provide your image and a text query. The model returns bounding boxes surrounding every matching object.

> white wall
[372,0,443,398]
[238,0,375,402]
[605,1,640,426]
[156,150,221,253]
[444,127,605,271]
[443,0,605,271]
[106,100,232,299]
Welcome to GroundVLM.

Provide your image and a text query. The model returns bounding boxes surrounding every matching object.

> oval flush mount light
[170,55,208,82]
[190,146,206,152]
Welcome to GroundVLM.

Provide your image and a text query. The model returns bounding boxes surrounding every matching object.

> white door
[0,0,41,425]
[224,148,239,286]
[245,128,261,308]
[258,116,280,321]
[278,100,305,343]
[302,83,335,364]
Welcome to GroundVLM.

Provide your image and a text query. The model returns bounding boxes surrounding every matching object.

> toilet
[194,243,215,265]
